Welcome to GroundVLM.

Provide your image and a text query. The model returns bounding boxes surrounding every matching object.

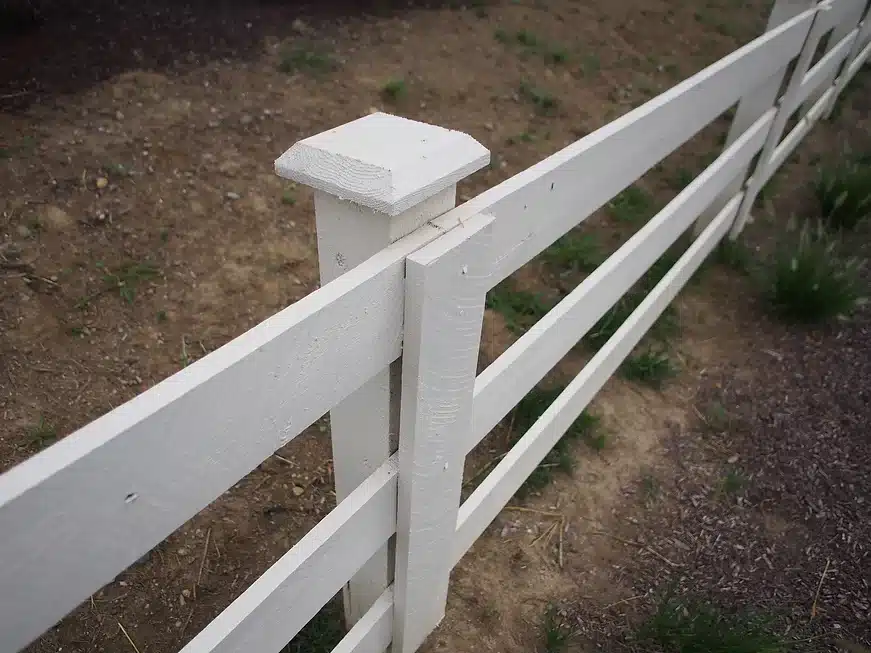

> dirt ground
[2,0,869,651]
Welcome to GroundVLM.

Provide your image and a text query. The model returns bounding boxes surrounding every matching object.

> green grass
[608,185,653,224]
[156,310,168,323]
[700,400,732,434]
[541,233,605,273]
[25,418,58,450]
[281,598,344,653]
[670,167,695,191]
[98,261,159,304]
[580,53,601,77]
[519,81,559,114]
[767,221,865,323]
[722,469,749,495]
[381,78,407,102]
[281,189,297,206]
[620,350,677,389]
[486,281,552,334]
[507,131,535,145]
[640,472,661,504]
[815,158,871,230]
[638,596,784,653]
[540,604,572,653]
[494,29,568,64]
[713,238,752,274]
[511,386,601,497]
[585,292,679,352]
[515,28,538,47]
[277,47,338,76]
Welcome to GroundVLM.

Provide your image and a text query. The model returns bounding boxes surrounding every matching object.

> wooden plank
[181,456,398,653]
[332,588,393,653]
[825,14,871,117]
[412,9,813,289]
[756,85,836,194]
[394,213,494,653]
[453,195,742,565]
[693,0,818,235]
[792,28,861,112]
[0,238,421,651]
[468,109,775,453]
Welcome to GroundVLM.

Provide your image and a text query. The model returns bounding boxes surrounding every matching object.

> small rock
[240,114,253,126]
[179,594,186,607]
[175,621,182,628]
[119,581,128,587]
[484,122,494,131]
[16,225,31,238]
[727,454,739,464]
[115,110,125,120]
[177,547,189,556]
[292,18,310,33]
[292,485,305,497]
[368,106,380,114]
[96,177,109,189]
[226,191,241,201]
[182,588,191,598]
[39,205,74,232]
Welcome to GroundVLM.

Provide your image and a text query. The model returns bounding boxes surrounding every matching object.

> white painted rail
[1,0,866,651]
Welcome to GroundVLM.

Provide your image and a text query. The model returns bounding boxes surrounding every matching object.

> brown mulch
[571,257,871,650]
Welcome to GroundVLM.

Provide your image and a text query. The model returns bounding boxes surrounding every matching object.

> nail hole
[125,493,138,504]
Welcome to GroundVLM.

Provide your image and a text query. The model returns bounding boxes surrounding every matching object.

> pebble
[226,191,241,200]
[292,485,305,497]
[177,547,189,556]
[115,110,125,120]
[728,454,740,464]
[182,589,191,598]
[240,114,253,126]
[16,225,31,238]
[96,177,109,189]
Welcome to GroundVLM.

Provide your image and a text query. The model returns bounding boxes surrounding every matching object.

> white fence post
[393,212,494,653]
[824,3,871,117]
[275,112,489,627]
[802,0,869,115]
[692,0,818,235]
[731,0,864,237]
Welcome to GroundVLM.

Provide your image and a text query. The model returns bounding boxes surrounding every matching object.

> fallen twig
[810,558,831,620]
[194,527,212,600]
[117,621,142,653]
[602,594,644,612]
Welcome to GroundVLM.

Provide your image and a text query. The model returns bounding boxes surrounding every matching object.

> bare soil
[2,0,869,652]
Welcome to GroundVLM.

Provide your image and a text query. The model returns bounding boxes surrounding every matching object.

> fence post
[393,212,494,653]
[275,112,489,627]
[731,0,858,237]
[802,0,868,116]
[824,4,871,118]
[692,0,818,236]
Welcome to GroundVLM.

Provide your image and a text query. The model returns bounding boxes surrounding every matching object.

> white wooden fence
[2,0,870,651]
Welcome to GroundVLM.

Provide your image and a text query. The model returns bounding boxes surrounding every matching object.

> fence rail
[1,0,869,651]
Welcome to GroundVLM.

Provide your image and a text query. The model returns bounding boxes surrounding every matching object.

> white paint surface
[470,110,774,452]
[275,112,489,216]
[180,456,398,653]
[394,214,494,653]
[454,195,742,565]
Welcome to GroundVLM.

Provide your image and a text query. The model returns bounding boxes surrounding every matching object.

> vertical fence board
[393,214,495,653]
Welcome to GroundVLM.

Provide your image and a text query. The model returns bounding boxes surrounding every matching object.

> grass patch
[585,291,679,351]
[699,400,732,434]
[511,386,601,497]
[541,233,605,273]
[541,604,572,653]
[486,281,552,334]
[767,221,865,323]
[640,472,661,504]
[281,189,297,206]
[815,158,871,230]
[278,46,338,76]
[620,349,677,389]
[670,167,695,191]
[608,185,653,224]
[638,595,784,653]
[381,78,407,102]
[722,469,749,495]
[281,597,344,653]
[519,81,559,114]
[25,417,58,450]
[713,238,752,274]
[95,261,159,305]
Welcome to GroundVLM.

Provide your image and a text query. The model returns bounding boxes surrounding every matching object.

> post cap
[275,112,490,216]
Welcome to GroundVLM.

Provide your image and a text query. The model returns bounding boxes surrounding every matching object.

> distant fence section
[2,0,870,651]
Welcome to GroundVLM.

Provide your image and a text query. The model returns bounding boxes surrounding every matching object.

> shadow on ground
[0,0,480,111]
